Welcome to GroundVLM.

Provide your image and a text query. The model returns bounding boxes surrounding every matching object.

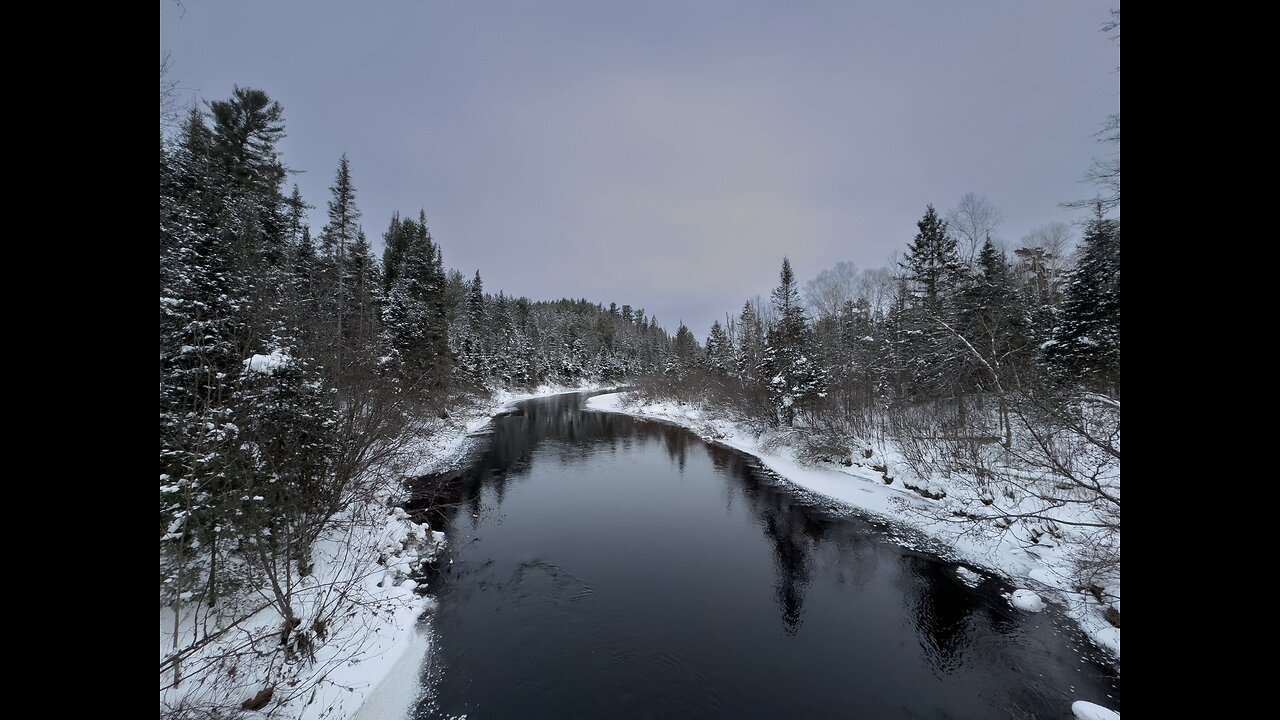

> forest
[160,20,1118,715]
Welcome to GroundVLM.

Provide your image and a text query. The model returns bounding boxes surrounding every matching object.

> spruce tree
[345,229,383,353]
[762,258,827,425]
[459,270,489,378]
[317,155,362,377]
[381,212,405,292]
[705,320,732,375]
[901,204,964,309]
[671,323,701,375]
[1044,202,1120,391]
[898,205,969,400]
[736,300,765,383]
[382,214,452,384]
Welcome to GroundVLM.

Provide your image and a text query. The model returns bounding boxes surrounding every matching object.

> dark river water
[409,392,1120,719]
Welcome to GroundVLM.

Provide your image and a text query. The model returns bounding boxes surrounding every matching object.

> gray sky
[161,0,1119,338]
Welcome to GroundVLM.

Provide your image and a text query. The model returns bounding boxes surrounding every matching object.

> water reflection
[410,393,1121,719]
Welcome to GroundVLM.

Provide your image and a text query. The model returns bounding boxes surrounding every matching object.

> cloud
[489,68,836,330]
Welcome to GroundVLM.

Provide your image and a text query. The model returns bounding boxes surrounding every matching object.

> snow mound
[955,566,982,588]
[1010,589,1045,612]
[243,349,288,375]
[1072,700,1120,720]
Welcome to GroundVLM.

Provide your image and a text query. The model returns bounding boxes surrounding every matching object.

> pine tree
[1044,202,1120,391]
[898,205,970,400]
[161,107,244,564]
[901,204,964,309]
[345,229,383,354]
[382,213,452,384]
[671,323,701,375]
[705,320,733,375]
[736,300,765,383]
[281,186,319,351]
[285,185,309,247]
[317,155,362,378]
[381,212,405,292]
[209,87,287,200]
[962,237,1025,358]
[163,90,339,618]
[459,270,489,378]
[762,258,827,425]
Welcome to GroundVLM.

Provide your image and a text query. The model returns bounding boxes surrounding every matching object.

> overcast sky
[161,0,1119,338]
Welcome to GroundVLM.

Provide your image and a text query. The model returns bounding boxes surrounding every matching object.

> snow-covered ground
[160,382,610,720]
[159,499,444,720]
[1073,701,1121,720]
[586,392,1120,666]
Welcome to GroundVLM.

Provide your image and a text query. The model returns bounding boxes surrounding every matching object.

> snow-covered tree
[1044,203,1120,392]
[736,300,765,384]
[705,320,733,375]
[382,214,452,383]
[762,258,827,425]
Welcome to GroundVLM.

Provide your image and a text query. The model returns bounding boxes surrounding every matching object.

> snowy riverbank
[160,383,610,720]
[586,391,1120,665]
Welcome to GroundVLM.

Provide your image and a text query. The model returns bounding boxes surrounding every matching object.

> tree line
[639,200,1119,602]
[159,87,673,691]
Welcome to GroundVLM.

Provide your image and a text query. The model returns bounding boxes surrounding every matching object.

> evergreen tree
[161,107,244,567]
[705,320,733,375]
[382,213,452,384]
[901,204,964,309]
[285,185,309,247]
[282,185,319,350]
[898,205,969,400]
[762,258,827,425]
[345,229,383,354]
[317,155,362,377]
[963,238,1025,353]
[736,300,765,383]
[1044,203,1120,391]
[671,323,702,375]
[209,87,287,200]
[458,270,489,378]
[381,212,405,292]
[233,352,339,568]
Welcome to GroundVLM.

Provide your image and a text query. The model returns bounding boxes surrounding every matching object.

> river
[407,391,1120,719]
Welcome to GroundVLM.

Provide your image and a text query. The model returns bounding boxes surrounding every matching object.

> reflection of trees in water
[902,556,977,674]
[717,446,833,636]
[662,427,690,473]
[718,446,892,636]
[409,394,626,527]
[763,512,811,633]
[412,393,854,637]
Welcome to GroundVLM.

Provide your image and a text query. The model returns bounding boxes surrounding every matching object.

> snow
[585,391,1120,662]
[955,566,983,588]
[161,382,612,720]
[1009,589,1045,612]
[159,503,440,720]
[1072,700,1120,720]
[243,349,289,375]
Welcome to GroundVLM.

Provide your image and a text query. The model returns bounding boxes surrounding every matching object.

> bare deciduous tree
[855,266,895,319]
[1016,222,1075,305]
[946,193,1004,268]
[804,261,858,320]
[160,52,183,134]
